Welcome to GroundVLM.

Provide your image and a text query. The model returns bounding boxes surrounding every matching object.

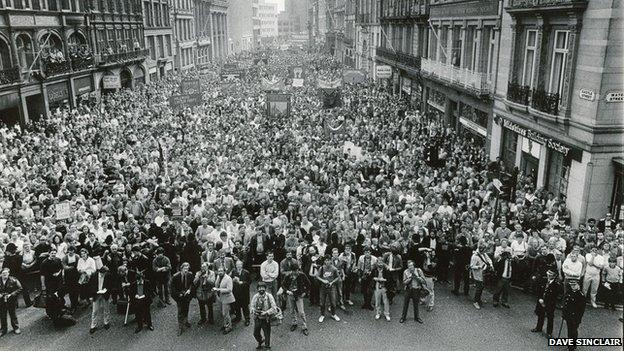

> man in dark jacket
[561,278,586,350]
[282,263,310,335]
[492,251,512,308]
[0,267,22,336]
[231,260,251,326]
[451,236,472,296]
[89,265,114,334]
[171,262,194,335]
[129,271,155,333]
[2,243,31,307]
[531,269,561,337]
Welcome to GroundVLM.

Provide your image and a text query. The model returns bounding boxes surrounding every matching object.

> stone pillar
[459,21,466,68]
[508,19,520,84]
[533,15,549,91]
[473,25,482,72]
[536,144,548,189]
[209,12,215,60]
[560,14,582,117]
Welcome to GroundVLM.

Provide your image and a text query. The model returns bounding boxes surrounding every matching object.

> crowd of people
[0,49,622,350]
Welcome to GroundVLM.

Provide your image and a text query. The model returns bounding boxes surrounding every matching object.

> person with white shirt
[260,252,279,298]
[582,245,605,308]
[562,250,583,294]
[89,266,112,334]
[77,248,97,300]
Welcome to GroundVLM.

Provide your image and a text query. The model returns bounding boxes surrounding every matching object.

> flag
[319,88,342,109]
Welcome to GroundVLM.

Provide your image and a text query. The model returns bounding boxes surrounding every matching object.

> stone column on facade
[560,13,582,118]
[224,12,229,57]
[473,23,482,73]
[9,31,20,68]
[446,24,453,64]
[459,21,466,69]
[536,144,548,189]
[508,18,520,85]
[209,12,215,60]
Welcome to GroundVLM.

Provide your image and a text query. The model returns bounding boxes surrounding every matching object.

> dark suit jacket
[128,278,155,304]
[231,268,251,303]
[0,276,22,306]
[90,272,115,300]
[171,271,194,302]
[535,279,561,315]
[370,267,394,290]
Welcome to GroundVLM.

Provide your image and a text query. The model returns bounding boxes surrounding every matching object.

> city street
[3,285,622,351]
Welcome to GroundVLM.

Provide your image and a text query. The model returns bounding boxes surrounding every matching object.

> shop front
[426,87,445,124]
[47,81,70,113]
[458,102,488,146]
[501,118,583,197]
[0,91,21,126]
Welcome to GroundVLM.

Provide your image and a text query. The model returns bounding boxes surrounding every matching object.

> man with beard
[251,282,277,350]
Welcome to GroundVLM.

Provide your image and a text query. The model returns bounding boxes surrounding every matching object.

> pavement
[2,282,622,351]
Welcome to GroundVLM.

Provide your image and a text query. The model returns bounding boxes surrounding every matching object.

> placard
[579,89,595,101]
[55,202,71,220]
[180,79,201,95]
[605,91,623,103]
[169,94,202,109]
[102,75,121,89]
[292,78,304,87]
[376,65,392,79]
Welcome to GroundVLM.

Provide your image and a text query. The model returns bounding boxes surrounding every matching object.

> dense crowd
[0,50,622,350]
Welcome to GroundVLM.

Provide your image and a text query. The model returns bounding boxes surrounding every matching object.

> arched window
[67,31,86,53]
[0,38,11,70]
[39,32,64,62]
[16,34,35,70]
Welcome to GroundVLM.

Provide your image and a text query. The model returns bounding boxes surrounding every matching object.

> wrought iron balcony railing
[376,47,421,69]
[43,59,71,77]
[421,58,492,95]
[0,66,21,85]
[71,56,95,71]
[98,49,149,65]
[507,82,530,105]
[531,89,559,115]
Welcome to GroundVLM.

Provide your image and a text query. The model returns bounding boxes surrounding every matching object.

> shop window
[502,128,517,172]
[546,150,570,198]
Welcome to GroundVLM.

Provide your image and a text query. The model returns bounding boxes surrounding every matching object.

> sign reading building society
[502,119,582,161]
[376,65,392,79]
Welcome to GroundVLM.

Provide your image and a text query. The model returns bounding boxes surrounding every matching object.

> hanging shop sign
[502,119,582,161]
[376,65,392,79]
[459,116,487,137]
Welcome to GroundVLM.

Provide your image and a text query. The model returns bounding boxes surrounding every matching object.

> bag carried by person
[270,306,283,326]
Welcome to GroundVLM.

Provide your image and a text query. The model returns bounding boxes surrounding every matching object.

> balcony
[531,89,559,115]
[421,58,492,96]
[0,67,21,86]
[71,55,95,71]
[376,47,421,70]
[507,0,588,13]
[42,59,72,77]
[97,49,149,66]
[507,82,530,106]
[380,3,428,20]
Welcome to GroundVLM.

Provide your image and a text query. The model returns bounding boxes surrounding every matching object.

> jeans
[493,278,510,304]
[198,300,214,322]
[343,272,355,301]
[0,301,19,333]
[156,278,170,303]
[254,317,271,346]
[90,296,111,328]
[582,273,600,305]
[422,277,435,307]
[320,285,336,316]
[473,280,484,305]
[401,288,419,320]
[374,287,390,317]
[287,294,307,328]
[361,278,373,307]
[335,280,344,306]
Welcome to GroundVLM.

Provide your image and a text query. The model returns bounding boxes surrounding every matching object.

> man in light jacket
[214,266,235,334]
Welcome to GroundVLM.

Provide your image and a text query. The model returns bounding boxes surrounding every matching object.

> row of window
[143,1,170,28]
[180,47,193,67]
[381,0,423,17]
[0,0,87,12]
[1,31,87,71]
[146,34,172,60]
[176,18,194,42]
[95,27,143,54]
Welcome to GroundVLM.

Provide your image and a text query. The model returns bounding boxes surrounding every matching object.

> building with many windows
[420,0,501,150]
[490,0,624,223]
[172,0,195,70]
[228,0,253,54]
[0,0,147,126]
[259,0,278,43]
[376,0,428,104]
[355,0,381,77]
[143,0,174,82]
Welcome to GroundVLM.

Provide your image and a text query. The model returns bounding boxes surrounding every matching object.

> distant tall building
[172,0,196,71]
[143,0,175,82]
[259,0,279,42]
[285,0,309,34]
[228,0,254,54]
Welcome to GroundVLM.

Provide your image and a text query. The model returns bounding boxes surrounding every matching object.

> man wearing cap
[0,267,22,336]
[531,269,561,337]
[562,278,586,350]
[251,281,277,350]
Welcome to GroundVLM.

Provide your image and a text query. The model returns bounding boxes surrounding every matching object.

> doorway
[26,94,45,125]
[522,152,539,187]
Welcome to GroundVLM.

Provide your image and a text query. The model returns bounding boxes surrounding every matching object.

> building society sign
[502,119,582,161]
